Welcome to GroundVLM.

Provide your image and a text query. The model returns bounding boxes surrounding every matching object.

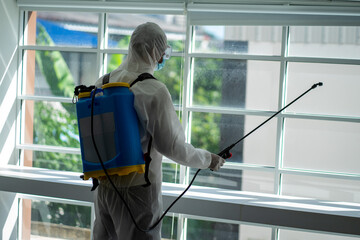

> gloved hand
[209,153,226,171]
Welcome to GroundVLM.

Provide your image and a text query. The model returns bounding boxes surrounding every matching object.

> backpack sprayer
[74,79,323,233]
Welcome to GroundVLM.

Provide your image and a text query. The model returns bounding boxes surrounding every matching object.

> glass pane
[280,228,360,240]
[154,56,183,105]
[282,174,360,203]
[190,168,274,193]
[191,112,277,166]
[161,215,178,240]
[154,57,183,104]
[239,224,273,240]
[23,100,79,148]
[186,218,273,240]
[31,11,99,48]
[193,25,282,55]
[192,58,280,110]
[25,50,97,97]
[106,55,183,105]
[25,198,91,240]
[186,218,239,240]
[286,62,360,117]
[242,115,277,167]
[107,14,185,52]
[289,26,360,59]
[29,150,82,172]
[283,118,360,174]
[162,162,180,184]
[107,54,126,73]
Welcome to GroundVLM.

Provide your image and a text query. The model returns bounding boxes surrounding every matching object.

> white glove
[209,153,226,171]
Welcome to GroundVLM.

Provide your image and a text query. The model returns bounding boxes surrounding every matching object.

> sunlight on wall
[0,0,20,239]
[1,194,18,240]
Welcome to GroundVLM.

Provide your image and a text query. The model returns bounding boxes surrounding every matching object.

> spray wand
[153,81,323,230]
[89,81,323,232]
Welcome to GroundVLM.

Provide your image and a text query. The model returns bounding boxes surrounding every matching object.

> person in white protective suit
[92,22,225,240]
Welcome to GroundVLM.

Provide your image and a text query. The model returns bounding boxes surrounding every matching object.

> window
[12,2,360,240]
[18,9,185,239]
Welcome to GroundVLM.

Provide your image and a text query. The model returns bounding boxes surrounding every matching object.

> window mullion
[97,12,106,77]
[275,26,290,196]
[17,11,26,165]
[178,13,193,240]
[181,15,193,186]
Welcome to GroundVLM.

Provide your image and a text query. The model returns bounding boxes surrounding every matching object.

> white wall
[0,0,19,239]
[0,0,18,166]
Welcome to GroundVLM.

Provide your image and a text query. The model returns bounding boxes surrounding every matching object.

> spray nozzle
[311,82,323,89]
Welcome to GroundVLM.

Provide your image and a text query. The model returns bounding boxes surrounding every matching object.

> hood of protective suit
[119,22,168,74]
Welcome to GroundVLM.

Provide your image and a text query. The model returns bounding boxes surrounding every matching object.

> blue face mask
[155,46,172,71]
[155,58,167,71]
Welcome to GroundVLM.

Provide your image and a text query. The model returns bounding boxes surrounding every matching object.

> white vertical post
[274,25,289,196]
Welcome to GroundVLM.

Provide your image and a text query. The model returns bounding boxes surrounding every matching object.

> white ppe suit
[92,22,220,240]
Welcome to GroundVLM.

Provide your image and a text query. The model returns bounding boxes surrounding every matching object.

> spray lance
[218,82,324,159]
[87,81,323,232]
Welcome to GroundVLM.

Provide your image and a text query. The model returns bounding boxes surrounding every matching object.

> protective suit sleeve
[133,81,211,169]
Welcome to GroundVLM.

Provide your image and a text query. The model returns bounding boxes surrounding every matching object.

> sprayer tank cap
[78,92,91,99]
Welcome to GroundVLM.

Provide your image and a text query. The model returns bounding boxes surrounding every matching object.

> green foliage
[33,23,81,171]
[192,58,223,106]
[189,58,224,152]
[154,56,183,105]
[168,39,185,53]
[32,102,81,171]
[32,23,88,229]
[33,102,79,147]
[191,112,221,154]
[36,24,75,98]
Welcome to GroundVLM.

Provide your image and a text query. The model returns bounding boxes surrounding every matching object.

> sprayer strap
[130,73,156,87]
[130,73,156,187]
[103,72,155,86]
[142,137,153,187]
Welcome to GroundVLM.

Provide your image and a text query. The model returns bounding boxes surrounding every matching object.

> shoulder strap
[102,73,111,85]
[130,73,156,87]
[142,136,153,187]
[130,73,156,187]
[103,72,155,87]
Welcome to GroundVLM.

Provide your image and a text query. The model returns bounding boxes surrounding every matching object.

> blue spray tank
[74,82,145,180]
